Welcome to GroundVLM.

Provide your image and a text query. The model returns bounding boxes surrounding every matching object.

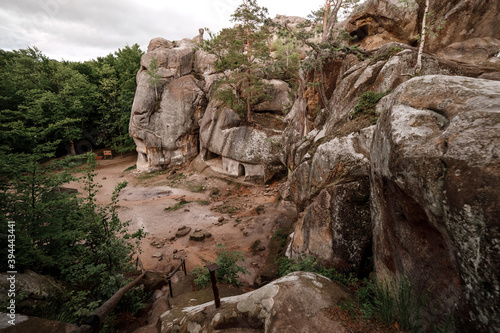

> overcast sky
[0,0,321,62]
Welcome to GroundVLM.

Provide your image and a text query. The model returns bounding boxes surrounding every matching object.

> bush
[277,254,358,286]
[355,274,452,332]
[350,90,389,124]
[192,244,249,289]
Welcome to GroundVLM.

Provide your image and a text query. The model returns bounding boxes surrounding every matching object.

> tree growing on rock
[399,0,445,73]
[322,0,361,42]
[201,0,271,122]
[146,56,161,101]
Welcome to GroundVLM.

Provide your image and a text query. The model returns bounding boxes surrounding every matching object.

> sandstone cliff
[129,0,500,330]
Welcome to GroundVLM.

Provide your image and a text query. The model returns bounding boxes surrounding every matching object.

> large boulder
[437,37,500,67]
[130,74,207,171]
[253,79,291,114]
[159,272,353,333]
[199,97,285,182]
[141,38,195,79]
[283,42,497,181]
[370,75,500,331]
[346,0,500,65]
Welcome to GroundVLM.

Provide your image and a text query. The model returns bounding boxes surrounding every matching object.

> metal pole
[168,279,173,298]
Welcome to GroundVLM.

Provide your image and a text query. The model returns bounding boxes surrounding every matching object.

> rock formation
[130,38,207,171]
[371,75,500,331]
[130,36,289,181]
[159,272,353,333]
[128,1,500,330]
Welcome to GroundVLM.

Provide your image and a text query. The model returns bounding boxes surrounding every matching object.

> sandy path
[69,153,295,286]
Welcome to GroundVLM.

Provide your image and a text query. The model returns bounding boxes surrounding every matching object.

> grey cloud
[1,0,318,61]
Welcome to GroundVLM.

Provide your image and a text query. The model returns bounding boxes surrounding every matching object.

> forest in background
[0,45,148,328]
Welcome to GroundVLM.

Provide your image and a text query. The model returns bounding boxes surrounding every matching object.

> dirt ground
[69,152,296,287]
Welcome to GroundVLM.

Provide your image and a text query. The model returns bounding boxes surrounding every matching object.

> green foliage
[192,244,249,289]
[0,44,145,328]
[351,90,389,124]
[0,150,146,327]
[124,165,137,172]
[216,204,240,214]
[354,274,452,332]
[272,228,290,248]
[201,0,272,122]
[277,254,358,286]
[164,199,192,212]
[146,56,161,101]
[187,182,207,193]
[268,36,301,89]
[0,45,143,156]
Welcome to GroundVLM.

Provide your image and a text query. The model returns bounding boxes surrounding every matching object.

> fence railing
[166,257,187,297]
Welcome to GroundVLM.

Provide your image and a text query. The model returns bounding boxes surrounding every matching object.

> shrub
[277,254,358,286]
[351,90,389,124]
[355,274,441,332]
[192,244,248,289]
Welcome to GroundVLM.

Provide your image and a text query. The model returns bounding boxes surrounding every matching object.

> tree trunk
[415,0,429,73]
[322,1,343,42]
[322,0,331,38]
[68,137,77,156]
[71,271,146,333]
[247,71,252,123]
[245,0,252,123]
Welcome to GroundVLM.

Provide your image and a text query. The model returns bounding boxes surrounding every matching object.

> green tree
[146,56,161,102]
[202,0,271,122]
[269,34,301,90]
[91,44,143,154]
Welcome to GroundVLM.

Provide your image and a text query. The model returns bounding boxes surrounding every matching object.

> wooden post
[168,279,173,298]
[206,263,221,308]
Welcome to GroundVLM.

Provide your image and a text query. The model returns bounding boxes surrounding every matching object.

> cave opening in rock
[204,150,220,160]
[238,164,246,177]
[350,25,369,42]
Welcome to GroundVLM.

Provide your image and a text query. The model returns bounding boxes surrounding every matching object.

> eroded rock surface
[370,75,500,332]
[290,180,372,275]
[159,272,352,333]
[199,97,285,183]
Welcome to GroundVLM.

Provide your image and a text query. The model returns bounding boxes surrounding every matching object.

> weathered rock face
[130,73,207,171]
[346,0,500,65]
[370,75,500,332]
[199,97,285,183]
[424,0,500,55]
[289,126,374,210]
[437,37,500,67]
[345,0,419,49]
[254,79,291,114]
[159,272,353,333]
[286,42,496,209]
[130,35,291,176]
[290,180,372,275]
[130,38,206,171]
